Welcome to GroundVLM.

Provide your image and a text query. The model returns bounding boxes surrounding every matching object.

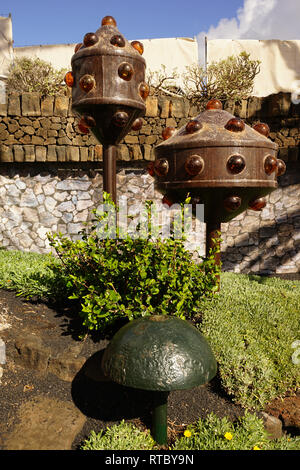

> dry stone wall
[0,92,299,275]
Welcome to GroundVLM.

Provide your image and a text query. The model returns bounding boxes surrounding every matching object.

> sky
[4,0,300,49]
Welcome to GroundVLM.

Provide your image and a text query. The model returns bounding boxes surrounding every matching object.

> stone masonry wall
[0,91,299,274]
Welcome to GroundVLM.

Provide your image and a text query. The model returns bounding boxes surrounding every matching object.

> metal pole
[206,220,221,290]
[103,144,117,204]
[152,391,169,446]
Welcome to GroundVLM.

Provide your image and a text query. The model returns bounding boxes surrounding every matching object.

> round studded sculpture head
[153,99,286,223]
[65,16,148,145]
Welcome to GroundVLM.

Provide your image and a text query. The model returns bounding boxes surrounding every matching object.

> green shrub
[197,273,300,409]
[81,420,155,450]
[6,56,67,96]
[47,194,220,333]
[80,414,300,451]
[173,412,300,450]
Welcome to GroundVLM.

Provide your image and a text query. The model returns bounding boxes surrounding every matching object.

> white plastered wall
[13,37,199,89]
[0,15,13,103]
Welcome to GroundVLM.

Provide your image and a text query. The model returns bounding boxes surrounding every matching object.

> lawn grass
[197,272,300,409]
[0,248,59,300]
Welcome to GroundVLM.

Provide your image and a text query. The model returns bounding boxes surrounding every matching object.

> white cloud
[197,0,300,63]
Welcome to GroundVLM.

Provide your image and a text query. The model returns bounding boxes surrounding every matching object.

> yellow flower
[224,432,233,440]
[184,430,192,438]
[253,445,261,450]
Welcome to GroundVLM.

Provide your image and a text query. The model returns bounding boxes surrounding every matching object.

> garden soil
[0,286,299,451]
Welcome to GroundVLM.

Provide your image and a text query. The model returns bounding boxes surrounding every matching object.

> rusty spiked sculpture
[150,99,286,287]
[65,15,149,203]
[65,16,218,447]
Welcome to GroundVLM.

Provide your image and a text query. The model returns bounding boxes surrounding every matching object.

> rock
[68,223,83,234]
[76,199,93,211]
[2,396,86,450]
[8,95,21,116]
[0,145,13,162]
[145,96,158,117]
[118,144,130,161]
[56,180,91,191]
[21,93,41,117]
[14,334,51,373]
[43,182,56,196]
[15,179,26,190]
[48,354,86,382]
[56,201,75,212]
[5,185,21,198]
[44,197,57,212]
[23,145,35,162]
[19,233,33,249]
[20,189,38,208]
[66,146,79,161]
[13,145,25,162]
[39,212,58,226]
[41,96,54,116]
[170,97,189,118]
[54,191,68,202]
[54,96,69,117]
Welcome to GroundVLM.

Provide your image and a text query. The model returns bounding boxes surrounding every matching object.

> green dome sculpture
[102,315,217,391]
[101,315,217,445]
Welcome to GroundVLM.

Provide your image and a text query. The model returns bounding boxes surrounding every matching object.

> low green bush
[197,273,300,409]
[172,411,300,450]
[80,414,300,450]
[81,420,155,450]
[47,194,220,332]
[0,248,61,300]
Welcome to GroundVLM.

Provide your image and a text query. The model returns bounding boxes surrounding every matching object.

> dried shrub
[6,56,67,96]
[148,52,261,110]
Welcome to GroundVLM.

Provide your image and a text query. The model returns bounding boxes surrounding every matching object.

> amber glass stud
[64,71,74,87]
[253,122,270,137]
[225,118,245,132]
[227,155,246,174]
[276,159,286,177]
[81,115,96,128]
[79,74,96,92]
[224,195,242,212]
[264,155,277,175]
[249,197,266,211]
[131,118,143,131]
[206,99,223,110]
[112,111,129,127]
[118,62,134,81]
[139,82,150,100]
[83,32,98,47]
[154,159,169,176]
[101,16,117,27]
[162,195,173,207]
[162,127,176,140]
[110,35,125,47]
[78,121,90,134]
[74,43,82,53]
[131,40,144,55]
[147,162,155,177]
[186,120,202,134]
[185,155,204,176]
